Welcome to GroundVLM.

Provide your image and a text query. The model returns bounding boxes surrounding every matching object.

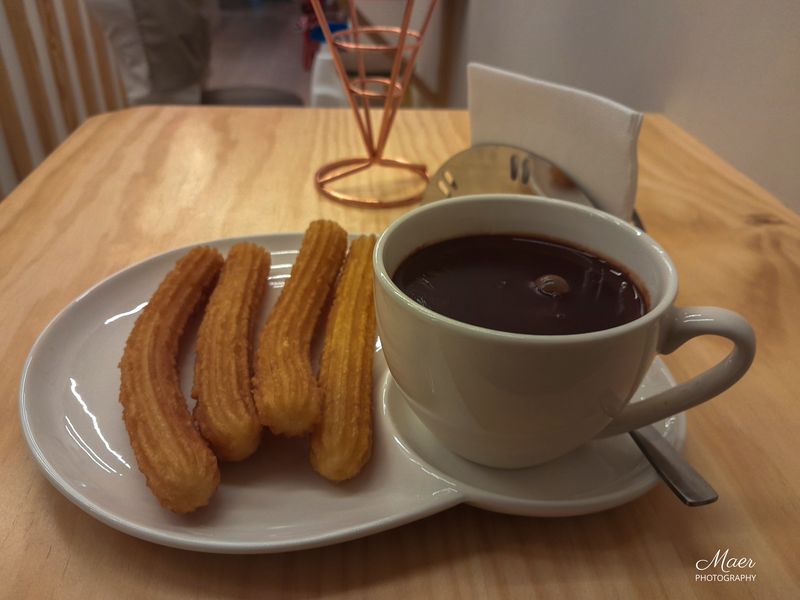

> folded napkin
[468,63,643,221]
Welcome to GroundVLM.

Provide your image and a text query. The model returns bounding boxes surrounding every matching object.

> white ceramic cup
[373,195,756,468]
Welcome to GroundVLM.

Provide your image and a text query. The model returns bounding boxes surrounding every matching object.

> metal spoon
[423,144,718,506]
[630,426,717,506]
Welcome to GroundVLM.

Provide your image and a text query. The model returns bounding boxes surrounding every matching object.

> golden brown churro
[119,247,223,514]
[253,220,347,436]
[311,235,377,481]
[193,243,270,461]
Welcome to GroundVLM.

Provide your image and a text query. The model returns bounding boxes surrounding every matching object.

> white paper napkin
[468,63,643,220]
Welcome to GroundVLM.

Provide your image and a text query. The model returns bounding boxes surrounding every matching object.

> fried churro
[193,243,270,461]
[119,247,223,514]
[253,220,347,436]
[311,235,377,482]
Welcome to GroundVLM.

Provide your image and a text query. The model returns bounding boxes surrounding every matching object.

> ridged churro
[119,247,223,514]
[311,235,377,481]
[192,243,270,461]
[253,220,347,436]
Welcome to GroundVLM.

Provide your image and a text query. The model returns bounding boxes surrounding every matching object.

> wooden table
[1,107,797,598]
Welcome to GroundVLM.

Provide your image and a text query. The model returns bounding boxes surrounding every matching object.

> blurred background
[0,0,797,210]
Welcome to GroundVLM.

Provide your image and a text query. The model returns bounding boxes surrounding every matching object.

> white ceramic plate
[20,234,686,554]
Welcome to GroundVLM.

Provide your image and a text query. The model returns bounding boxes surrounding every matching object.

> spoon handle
[630,426,718,507]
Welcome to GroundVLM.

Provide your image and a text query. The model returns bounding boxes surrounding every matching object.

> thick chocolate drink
[392,234,647,335]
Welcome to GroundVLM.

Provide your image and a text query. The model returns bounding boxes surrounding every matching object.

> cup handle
[597,306,756,437]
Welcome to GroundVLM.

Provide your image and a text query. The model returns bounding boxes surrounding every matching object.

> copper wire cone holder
[310,0,437,207]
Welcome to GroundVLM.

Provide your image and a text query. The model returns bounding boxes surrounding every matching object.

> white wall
[445,0,799,210]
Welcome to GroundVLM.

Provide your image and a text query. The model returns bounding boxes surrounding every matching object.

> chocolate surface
[392,234,647,335]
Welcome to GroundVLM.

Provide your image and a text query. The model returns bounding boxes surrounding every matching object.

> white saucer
[382,358,685,516]
[19,233,685,554]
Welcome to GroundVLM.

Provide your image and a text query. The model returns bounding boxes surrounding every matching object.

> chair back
[0,0,126,198]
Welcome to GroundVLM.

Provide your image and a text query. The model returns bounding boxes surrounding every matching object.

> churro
[193,243,270,461]
[311,236,377,481]
[119,247,223,514]
[253,220,347,436]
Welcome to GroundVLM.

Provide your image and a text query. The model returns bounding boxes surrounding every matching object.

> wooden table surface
[0,107,797,599]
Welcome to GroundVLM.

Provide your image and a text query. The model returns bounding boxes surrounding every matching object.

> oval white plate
[20,234,685,554]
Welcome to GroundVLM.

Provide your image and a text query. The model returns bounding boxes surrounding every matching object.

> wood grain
[0,42,33,179]
[3,0,60,154]
[62,0,99,116]
[34,0,80,131]
[88,13,117,111]
[0,107,797,599]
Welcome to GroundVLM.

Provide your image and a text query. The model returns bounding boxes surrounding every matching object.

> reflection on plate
[19,234,685,554]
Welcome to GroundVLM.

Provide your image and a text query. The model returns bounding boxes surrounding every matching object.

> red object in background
[299,1,343,71]
[301,16,319,70]
[298,2,318,71]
